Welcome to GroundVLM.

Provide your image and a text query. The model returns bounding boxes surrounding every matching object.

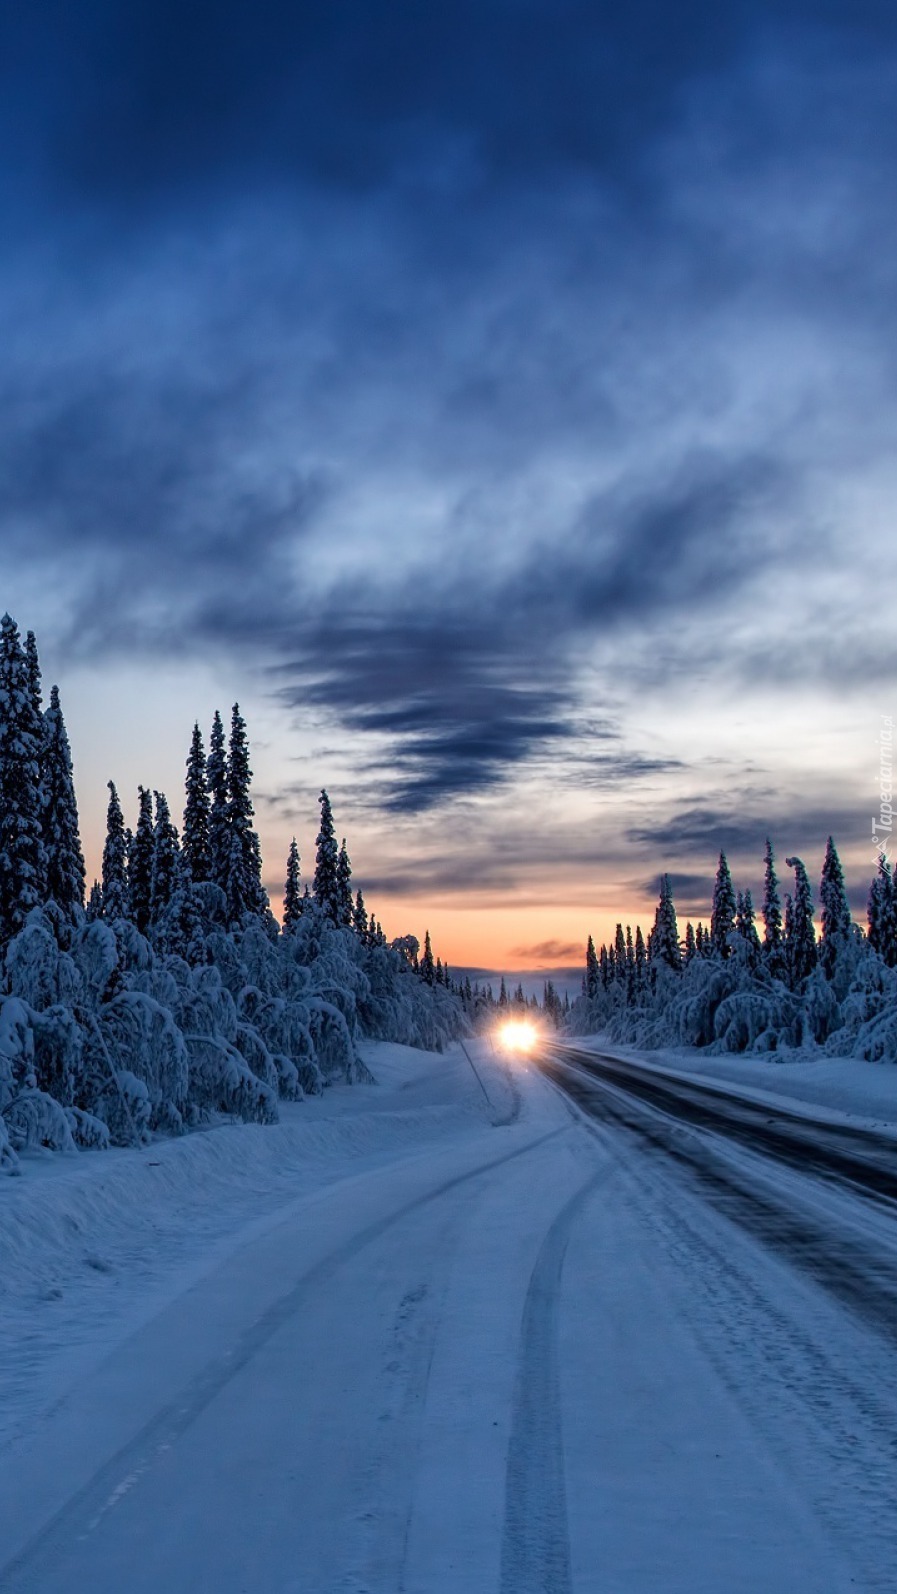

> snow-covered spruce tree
[735,889,761,967]
[761,837,787,979]
[182,723,210,884]
[353,889,369,941]
[634,925,646,987]
[336,839,353,928]
[283,838,303,930]
[868,854,897,967]
[224,703,268,925]
[649,874,681,971]
[206,710,229,894]
[818,836,852,981]
[614,923,626,982]
[313,790,340,922]
[101,782,129,921]
[420,930,436,985]
[784,856,817,983]
[710,852,736,958]
[129,787,155,934]
[0,615,47,945]
[41,685,86,926]
[151,790,180,926]
[684,921,697,964]
[24,629,43,716]
[585,934,600,998]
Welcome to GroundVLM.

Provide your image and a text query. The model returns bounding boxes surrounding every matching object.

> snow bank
[0,1039,498,1449]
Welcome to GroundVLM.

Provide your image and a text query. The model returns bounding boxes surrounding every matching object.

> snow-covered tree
[710,852,736,958]
[225,703,267,924]
[735,888,761,966]
[649,874,681,971]
[818,836,851,980]
[0,615,47,944]
[151,791,180,925]
[353,889,369,941]
[868,854,896,967]
[785,856,817,983]
[336,839,353,928]
[585,934,599,998]
[313,790,340,922]
[207,710,229,893]
[684,921,697,964]
[182,723,210,884]
[41,685,86,925]
[761,838,786,978]
[420,929,436,985]
[101,783,129,921]
[634,925,646,985]
[283,838,302,930]
[128,787,155,934]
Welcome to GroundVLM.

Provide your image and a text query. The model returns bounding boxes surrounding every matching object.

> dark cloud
[1,0,895,910]
[9,2,894,206]
[511,939,583,961]
[262,448,795,809]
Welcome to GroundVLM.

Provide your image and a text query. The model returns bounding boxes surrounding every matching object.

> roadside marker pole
[459,1038,495,1113]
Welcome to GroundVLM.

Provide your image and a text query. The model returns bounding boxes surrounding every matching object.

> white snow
[1,1036,895,1592]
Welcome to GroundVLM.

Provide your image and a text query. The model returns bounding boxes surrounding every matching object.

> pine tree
[151,790,180,925]
[128,787,155,933]
[649,874,681,971]
[86,880,103,921]
[867,854,897,966]
[784,856,817,983]
[735,888,761,966]
[24,629,43,717]
[336,839,353,927]
[634,925,647,985]
[353,889,369,941]
[283,838,302,930]
[101,782,129,921]
[225,703,267,922]
[313,790,340,921]
[625,926,635,1003]
[710,852,736,958]
[684,921,697,964]
[586,934,600,999]
[0,615,47,943]
[207,710,229,893]
[182,723,210,884]
[420,929,436,985]
[818,836,851,979]
[499,975,509,1008]
[761,838,786,977]
[42,685,86,923]
[614,923,627,980]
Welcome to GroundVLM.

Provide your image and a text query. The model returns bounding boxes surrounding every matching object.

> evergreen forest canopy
[571,842,897,1061]
[0,614,465,1172]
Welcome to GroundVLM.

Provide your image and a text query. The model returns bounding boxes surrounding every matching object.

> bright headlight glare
[499,1019,538,1053]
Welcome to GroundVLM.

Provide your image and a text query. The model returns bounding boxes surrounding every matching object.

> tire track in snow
[500,1163,615,1594]
[0,1126,565,1594]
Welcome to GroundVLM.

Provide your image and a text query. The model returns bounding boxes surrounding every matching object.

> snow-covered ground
[1,1037,895,1592]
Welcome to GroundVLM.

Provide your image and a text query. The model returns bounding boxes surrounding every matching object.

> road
[1,1039,895,1592]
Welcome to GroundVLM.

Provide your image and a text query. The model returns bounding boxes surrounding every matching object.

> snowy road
[2,1040,896,1591]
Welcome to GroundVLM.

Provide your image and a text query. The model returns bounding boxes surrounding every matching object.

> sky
[1,0,896,976]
